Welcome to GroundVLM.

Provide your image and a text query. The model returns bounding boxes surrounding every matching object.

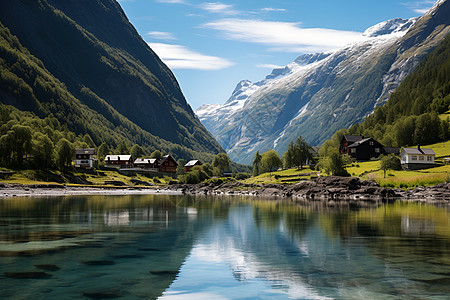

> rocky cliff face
[197,0,450,164]
[0,0,223,157]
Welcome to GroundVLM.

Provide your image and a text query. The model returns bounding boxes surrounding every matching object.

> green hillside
[0,0,224,166]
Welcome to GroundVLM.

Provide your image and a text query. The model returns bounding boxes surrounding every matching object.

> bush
[234,172,250,180]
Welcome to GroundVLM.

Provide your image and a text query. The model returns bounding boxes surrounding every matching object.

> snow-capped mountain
[196,0,450,164]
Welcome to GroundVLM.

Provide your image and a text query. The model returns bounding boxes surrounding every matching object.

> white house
[401,146,436,170]
[75,148,95,169]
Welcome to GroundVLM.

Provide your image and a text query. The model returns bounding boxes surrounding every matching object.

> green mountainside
[0,0,224,164]
[348,34,450,147]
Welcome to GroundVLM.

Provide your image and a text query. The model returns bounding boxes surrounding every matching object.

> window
[427,156,433,162]
[369,141,374,146]
[412,156,417,161]
[351,148,356,153]
[375,148,380,153]
[419,156,424,161]
[403,156,406,162]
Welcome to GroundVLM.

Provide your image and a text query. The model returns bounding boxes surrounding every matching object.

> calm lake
[0,194,449,299]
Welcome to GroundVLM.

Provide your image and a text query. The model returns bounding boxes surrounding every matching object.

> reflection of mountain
[1,197,449,299]
[163,201,450,299]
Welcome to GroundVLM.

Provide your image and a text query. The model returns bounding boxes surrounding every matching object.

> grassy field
[244,141,450,188]
[244,166,318,185]
[0,169,170,187]
[346,141,450,188]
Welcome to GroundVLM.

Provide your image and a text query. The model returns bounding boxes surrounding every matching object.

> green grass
[0,169,169,187]
[244,166,318,185]
[439,111,450,121]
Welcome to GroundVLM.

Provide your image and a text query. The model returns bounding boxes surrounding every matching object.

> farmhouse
[75,148,95,169]
[340,135,400,161]
[185,160,202,172]
[134,158,158,171]
[401,146,436,170]
[346,137,386,161]
[104,155,133,169]
[158,155,178,173]
[340,135,364,154]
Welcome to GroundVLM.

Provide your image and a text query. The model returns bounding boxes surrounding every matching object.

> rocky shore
[166,176,450,205]
[0,183,180,197]
[0,177,449,205]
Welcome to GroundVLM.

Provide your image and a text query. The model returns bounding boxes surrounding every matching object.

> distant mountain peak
[363,18,418,38]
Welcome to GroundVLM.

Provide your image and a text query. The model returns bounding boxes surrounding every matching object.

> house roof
[347,138,373,148]
[159,155,178,166]
[76,148,95,155]
[402,148,436,155]
[347,137,385,148]
[134,158,157,164]
[185,160,201,167]
[105,155,132,161]
[343,135,364,143]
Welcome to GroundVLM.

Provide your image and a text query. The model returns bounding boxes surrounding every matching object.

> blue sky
[118,0,437,110]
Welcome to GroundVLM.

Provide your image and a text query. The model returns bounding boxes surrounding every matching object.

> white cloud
[148,43,234,70]
[202,19,362,53]
[147,31,177,40]
[199,2,239,15]
[256,64,283,69]
[402,0,435,14]
[260,7,286,12]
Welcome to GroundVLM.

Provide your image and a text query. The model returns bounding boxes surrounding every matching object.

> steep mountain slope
[350,32,450,147]
[197,0,450,164]
[0,0,223,158]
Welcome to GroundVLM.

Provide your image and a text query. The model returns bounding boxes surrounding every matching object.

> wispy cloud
[402,0,435,14]
[149,43,234,70]
[260,7,286,12]
[199,2,239,15]
[256,64,284,69]
[147,31,177,40]
[202,19,362,53]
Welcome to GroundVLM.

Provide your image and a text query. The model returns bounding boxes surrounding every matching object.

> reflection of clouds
[104,211,130,226]
[185,211,330,300]
[187,207,198,221]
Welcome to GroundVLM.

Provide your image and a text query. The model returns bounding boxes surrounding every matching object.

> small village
[75,149,203,177]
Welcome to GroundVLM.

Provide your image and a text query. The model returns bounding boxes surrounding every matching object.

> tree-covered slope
[349,33,450,147]
[0,0,223,158]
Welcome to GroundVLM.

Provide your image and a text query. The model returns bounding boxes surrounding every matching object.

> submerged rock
[149,270,178,276]
[34,264,60,271]
[83,290,123,299]
[81,260,115,266]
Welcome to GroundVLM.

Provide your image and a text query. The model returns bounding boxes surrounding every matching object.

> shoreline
[0,183,182,198]
[0,177,449,205]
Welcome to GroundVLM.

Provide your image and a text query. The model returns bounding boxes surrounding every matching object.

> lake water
[0,194,449,299]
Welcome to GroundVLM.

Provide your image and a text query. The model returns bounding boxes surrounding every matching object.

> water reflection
[0,195,449,299]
